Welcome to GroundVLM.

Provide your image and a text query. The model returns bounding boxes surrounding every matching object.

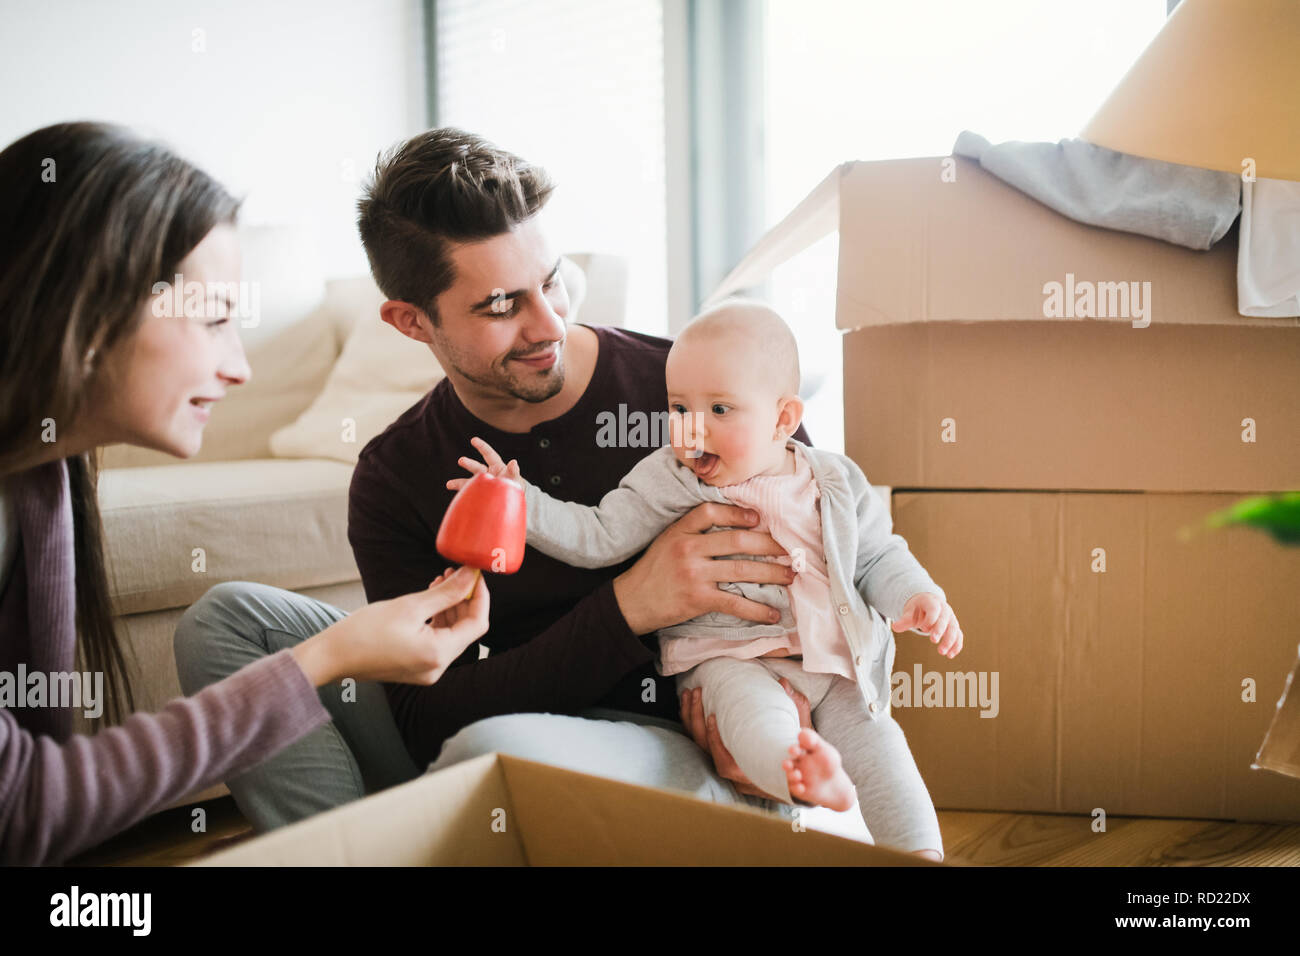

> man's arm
[349,456,655,766]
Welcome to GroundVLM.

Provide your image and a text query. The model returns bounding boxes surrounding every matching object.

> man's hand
[446,436,523,492]
[679,679,812,800]
[612,502,796,636]
[893,592,963,658]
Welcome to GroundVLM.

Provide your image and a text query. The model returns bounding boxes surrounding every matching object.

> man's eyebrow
[469,257,563,313]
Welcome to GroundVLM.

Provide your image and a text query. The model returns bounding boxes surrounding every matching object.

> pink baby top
[657,448,856,681]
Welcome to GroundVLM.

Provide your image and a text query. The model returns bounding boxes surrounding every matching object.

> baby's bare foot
[782,728,855,812]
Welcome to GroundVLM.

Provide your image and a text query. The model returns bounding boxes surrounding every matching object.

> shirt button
[838,604,849,615]
[855,655,863,666]
[538,438,551,449]
[868,702,878,713]
[549,475,561,486]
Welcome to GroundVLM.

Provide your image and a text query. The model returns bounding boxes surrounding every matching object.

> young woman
[0,121,490,866]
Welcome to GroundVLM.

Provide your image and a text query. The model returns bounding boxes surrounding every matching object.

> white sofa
[92,226,627,807]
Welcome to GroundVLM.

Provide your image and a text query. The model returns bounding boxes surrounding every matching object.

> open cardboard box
[196,753,936,866]
[710,155,1300,815]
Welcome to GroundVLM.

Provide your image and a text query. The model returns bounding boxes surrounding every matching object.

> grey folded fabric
[953,129,1241,250]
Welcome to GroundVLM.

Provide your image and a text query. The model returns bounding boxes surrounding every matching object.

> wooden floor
[68,796,258,867]
[66,796,1300,867]
[938,809,1300,867]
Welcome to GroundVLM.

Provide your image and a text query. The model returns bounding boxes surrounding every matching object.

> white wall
[0,0,427,279]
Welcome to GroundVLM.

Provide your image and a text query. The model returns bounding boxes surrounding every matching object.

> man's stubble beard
[499,356,566,404]
[445,341,567,405]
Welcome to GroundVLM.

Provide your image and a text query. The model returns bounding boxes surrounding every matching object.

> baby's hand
[892,592,963,659]
[446,436,524,492]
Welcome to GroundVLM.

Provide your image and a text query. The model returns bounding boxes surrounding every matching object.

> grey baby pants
[677,656,944,858]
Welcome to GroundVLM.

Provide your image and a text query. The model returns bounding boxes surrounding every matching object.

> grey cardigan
[521,439,945,715]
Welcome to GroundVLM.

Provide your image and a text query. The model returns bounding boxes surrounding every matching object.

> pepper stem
[461,566,483,602]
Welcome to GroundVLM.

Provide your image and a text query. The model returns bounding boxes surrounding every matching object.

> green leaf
[1203,492,1300,545]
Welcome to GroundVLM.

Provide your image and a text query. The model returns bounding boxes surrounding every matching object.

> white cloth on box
[952,130,1241,251]
[1238,177,1300,317]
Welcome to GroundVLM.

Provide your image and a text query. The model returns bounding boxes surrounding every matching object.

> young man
[351,127,814,811]
[176,127,811,832]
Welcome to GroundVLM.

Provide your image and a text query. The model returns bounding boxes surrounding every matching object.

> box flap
[705,163,844,309]
[497,755,927,865]
[196,753,526,866]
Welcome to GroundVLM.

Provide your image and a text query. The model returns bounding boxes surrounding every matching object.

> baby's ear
[775,393,805,439]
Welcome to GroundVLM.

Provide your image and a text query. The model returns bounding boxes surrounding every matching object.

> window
[761,0,1169,450]
[434,0,668,335]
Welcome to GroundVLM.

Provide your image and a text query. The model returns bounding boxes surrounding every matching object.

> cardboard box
[707,154,1300,815]
[844,320,1299,493]
[888,489,1300,822]
[710,157,1300,492]
[195,753,933,866]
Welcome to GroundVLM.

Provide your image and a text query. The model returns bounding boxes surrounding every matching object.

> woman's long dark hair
[0,122,240,724]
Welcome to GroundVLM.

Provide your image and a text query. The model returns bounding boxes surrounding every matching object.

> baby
[451,300,963,860]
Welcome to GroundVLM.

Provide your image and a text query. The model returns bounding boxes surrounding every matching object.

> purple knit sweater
[0,459,330,865]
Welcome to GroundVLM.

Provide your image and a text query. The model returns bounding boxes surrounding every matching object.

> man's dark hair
[357,127,556,325]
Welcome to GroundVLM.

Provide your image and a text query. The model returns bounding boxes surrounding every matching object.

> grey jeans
[173,581,790,832]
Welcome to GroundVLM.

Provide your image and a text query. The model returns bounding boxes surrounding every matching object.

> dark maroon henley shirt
[348,323,809,767]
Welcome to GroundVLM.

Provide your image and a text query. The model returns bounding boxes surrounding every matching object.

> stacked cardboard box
[714,156,1300,822]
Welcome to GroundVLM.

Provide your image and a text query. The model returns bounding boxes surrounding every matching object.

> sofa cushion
[99,459,358,616]
[269,293,444,465]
